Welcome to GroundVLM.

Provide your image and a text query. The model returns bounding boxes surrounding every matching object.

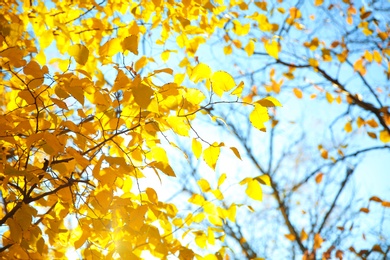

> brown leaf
[369,196,382,202]
[315,173,323,184]
[382,201,390,207]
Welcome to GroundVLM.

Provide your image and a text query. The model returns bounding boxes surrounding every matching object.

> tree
[0,0,277,259]
[163,0,390,259]
[0,0,389,260]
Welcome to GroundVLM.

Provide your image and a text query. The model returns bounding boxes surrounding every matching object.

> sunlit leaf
[285,234,296,241]
[188,194,205,205]
[190,63,211,83]
[232,81,244,98]
[379,130,390,143]
[293,88,303,99]
[122,35,138,55]
[254,175,271,186]
[255,96,282,107]
[249,104,270,131]
[344,121,352,133]
[245,179,263,201]
[301,229,308,241]
[146,188,158,204]
[192,138,202,159]
[217,173,227,187]
[69,44,89,65]
[264,39,279,59]
[314,234,323,249]
[198,179,211,192]
[244,39,255,56]
[203,144,220,170]
[211,71,236,97]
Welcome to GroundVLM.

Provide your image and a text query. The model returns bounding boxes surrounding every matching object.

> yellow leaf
[326,92,334,103]
[100,38,121,58]
[74,228,90,249]
[255,96,282,107]
[190,63,212,83]
[364,50,373,62]
[135,56,149,71]
[69,44,89,65]
[245,179,263,201]
[122,35,138,55]
[314,234,323,249]
[249,104,270,131]
[166,116,190,136]
[353,58,366,75]
[194,232,207,249]
[344,121,352,133]
[293,88,303,98]
[232,20,250,36]
[192,138,202,159]
[198,179,211,192]
[357,117,365,128]
[379,130,390,143]
[227,204,236,222]
[301,229,308,241]
[203,144,220,170]
[186,88,206,105]
[188,194,205,205]
[211,189,224,200]
[211,71,236,97]
[204,254,218,260]
[314,0,323,6]
[161,50,170,62]
[224,45,233,55]
[217,173,227,187]
[232,81,244,98]
[320,148,328,159]
[254,175,271,186]
[264,39,279,59]
[373,50,382,64]
[285,234,296,241]
[245,40,255,56]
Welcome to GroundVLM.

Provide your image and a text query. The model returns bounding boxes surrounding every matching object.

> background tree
[163,0,390,259]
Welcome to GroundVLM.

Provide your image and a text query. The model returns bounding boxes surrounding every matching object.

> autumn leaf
[203,143,221,170]
[249,104,270,131]
[245,39,255,56]
[293,88,303,98]
[255,96,282,107]
[69,44,89,65]
[190,63,212,83]
[245,179,263,201]
[211,71,236,97]
[122,35,139,55]
[264,39,280,59]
